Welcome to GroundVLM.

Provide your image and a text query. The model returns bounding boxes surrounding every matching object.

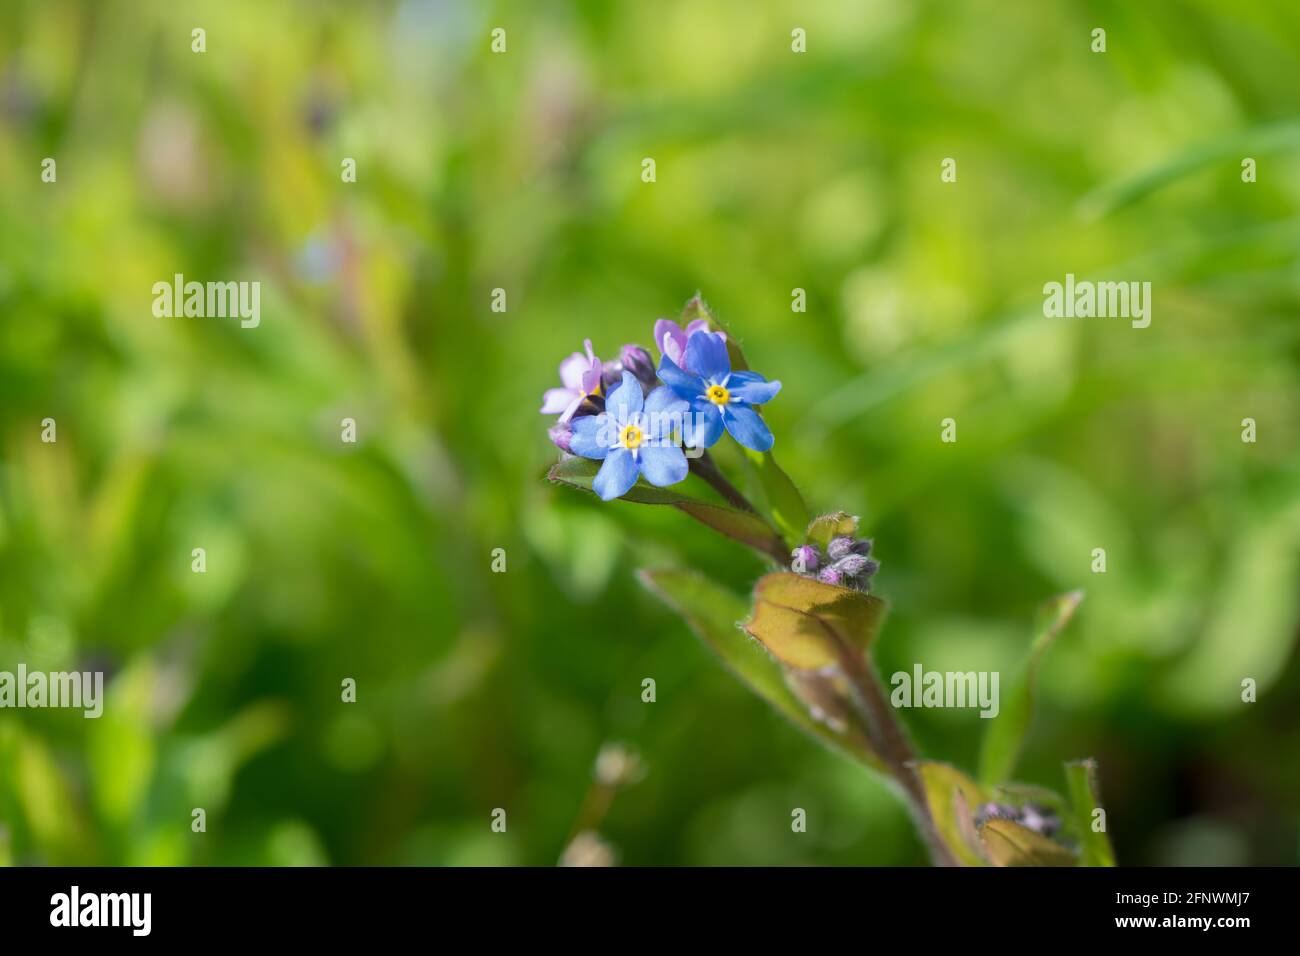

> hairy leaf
[679,291,715,327]
[639,568,881,769]
[1064,759,1117,867]
[741,450,810,548]
[743,572,887,668]
[977,590,1083,785]
[980,818,1078,867]
[681,292,752,373]
[914,761,990,866]
[805,511,859,550]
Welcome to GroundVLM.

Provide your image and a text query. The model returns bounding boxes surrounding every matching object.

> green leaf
[992,782,1069,817]
[805,511,859,551]
[760,572,888,653]
[914,761,990,866]
[977,590,1083,786]
[680,291,751,372]
[673,500,786,556]
[740,450,810,547]
[547,457,783,556]
[548,455,688,506]
[980,818,1078,867]
[744,598,838,669]
[679,291,715,327]
[743,572,887,668]
[782,667,859,736]
[1078,120,1300,220]
[87,662,156,827]
[1064,759,1117,867]
[639,568,881,769]
[6,727,92,861]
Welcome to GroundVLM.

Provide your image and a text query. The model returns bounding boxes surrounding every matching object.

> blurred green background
[1,0,1298,866]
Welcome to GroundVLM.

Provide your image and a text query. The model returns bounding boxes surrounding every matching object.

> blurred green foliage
[1,0,1298,865]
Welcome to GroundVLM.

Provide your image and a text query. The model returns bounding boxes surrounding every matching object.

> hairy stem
[688,452,790,565]
[837,649,957,866]
[688,451,755,512]
[688,452,949,862]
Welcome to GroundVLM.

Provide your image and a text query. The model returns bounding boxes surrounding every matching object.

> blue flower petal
[568,415,611,459]
[593,446,639,500]
[727,372,781,406]
[643,386,688,441]
[657,356,704,399]
[686,399,725,448]
[638,444,688,487]
[722,403,774,451]
[604,371,644,423]
[684,330,731,381]
[644,384,688,417]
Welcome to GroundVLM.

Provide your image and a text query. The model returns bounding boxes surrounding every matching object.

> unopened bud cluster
[791,536,879,591]
[973,801,1060,838]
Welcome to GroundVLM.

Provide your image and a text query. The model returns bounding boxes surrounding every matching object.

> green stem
[688,453,948,862]
[837,649,957,866]
[688,452,790,565]
[689,451,754,512]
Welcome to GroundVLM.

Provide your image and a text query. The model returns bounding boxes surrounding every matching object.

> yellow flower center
[706,384,730,406]
[620,423,645,449]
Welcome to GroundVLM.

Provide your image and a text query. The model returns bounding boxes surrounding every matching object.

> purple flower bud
[619,344,658,393]
[791,544,820,573]
[816,567,843,586]
[834,554,871,578]
[1018,804,1059,837]
[548,421,573,453]
[827,536,856,560]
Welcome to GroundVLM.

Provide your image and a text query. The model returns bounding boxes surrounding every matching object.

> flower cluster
[542,298,1108,868]
[541,313,781,500]
[791,535,880,591]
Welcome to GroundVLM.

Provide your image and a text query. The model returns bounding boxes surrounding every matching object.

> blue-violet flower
[541,338,604,422]
[568,371,690,501]
[601,344,658,394]
[654,318,714,371]
[657,329,781,452]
